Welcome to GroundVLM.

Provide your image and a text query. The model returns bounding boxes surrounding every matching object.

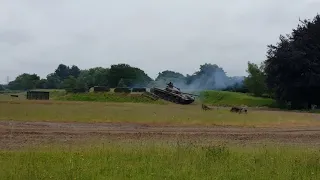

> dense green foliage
[200,90,276,107]
[8,73,42,90]
[264,15,320,109]
[1,144,319,180]
[244,62,267,97]
[7,63,154,92]
[6,63,245,92]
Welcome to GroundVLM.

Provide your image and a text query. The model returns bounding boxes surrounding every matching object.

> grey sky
[0,0,319,83]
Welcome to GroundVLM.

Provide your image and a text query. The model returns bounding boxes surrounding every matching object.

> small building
[26,91,50,100]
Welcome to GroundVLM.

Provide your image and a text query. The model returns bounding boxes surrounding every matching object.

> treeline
[4,63,245,93]
[242,14,320,109]
[6,64,153,93]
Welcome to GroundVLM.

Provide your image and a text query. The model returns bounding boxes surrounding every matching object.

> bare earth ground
[1,120,320,149]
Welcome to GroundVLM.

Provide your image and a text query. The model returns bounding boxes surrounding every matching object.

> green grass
[0,142,319,180]
[1,88,279,108]
[55,92,166,104]
[1,100,319,127]
[201,90,277,107]
[53,90,278,108]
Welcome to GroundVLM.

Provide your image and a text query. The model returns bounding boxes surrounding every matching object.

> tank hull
[150,87,195,105]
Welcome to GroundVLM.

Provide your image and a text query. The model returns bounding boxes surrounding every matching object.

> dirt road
[1,120,320,149]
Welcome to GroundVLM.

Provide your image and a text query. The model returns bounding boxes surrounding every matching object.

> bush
[114,87,131,93]
[132,88,146,92]
[93,86,110,92]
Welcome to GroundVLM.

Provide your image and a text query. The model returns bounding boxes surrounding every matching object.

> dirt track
[1,120,320,149]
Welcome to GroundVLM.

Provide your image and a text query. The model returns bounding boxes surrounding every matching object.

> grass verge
[0,143,319,180]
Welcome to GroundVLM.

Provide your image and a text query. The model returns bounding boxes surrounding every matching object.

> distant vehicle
[149,82,198,105]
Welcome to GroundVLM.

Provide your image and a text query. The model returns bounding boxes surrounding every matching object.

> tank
[149,82,197,105]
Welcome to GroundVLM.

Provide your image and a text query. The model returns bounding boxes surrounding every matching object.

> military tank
[149,82,198,105]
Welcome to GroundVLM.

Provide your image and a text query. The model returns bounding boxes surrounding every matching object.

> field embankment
[200,90,277,108]
[54,89,278,108]
[55,92,166,104]
[1,89,278,108]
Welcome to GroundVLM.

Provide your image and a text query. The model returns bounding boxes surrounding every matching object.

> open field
[1,100,320,127]
[1,98,320,179]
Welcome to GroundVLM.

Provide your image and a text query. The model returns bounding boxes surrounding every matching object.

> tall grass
[0,143,319,180]
[201,90,277,107]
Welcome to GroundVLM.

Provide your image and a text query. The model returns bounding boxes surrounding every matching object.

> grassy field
[0,100,319,127]
[0,142,319,180]
[1,90,320,179]
[1,89,278,108]
[200,90,277,107]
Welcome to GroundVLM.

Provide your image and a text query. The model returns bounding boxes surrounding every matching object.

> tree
[74,76,89,93]
[36,79,48,89]
[78,70,95,89]
[154,70,186,87]
[62,76,77,93]
[184,63,232,90]
[8,73,40,90]
[107,64,152,88]
[155,70,185,81]
[244,62,267,97]
[46,73,62,89]
[117,78,127,87]
[264,14,320,109]
[77,67,109,88]
[54,64,70,81]
[69,65,81,78]
[90,67,109,87]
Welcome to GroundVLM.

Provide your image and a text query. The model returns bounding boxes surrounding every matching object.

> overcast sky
[0,0,319,83]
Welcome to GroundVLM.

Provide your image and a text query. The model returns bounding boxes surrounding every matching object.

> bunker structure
[26,91,50,100]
